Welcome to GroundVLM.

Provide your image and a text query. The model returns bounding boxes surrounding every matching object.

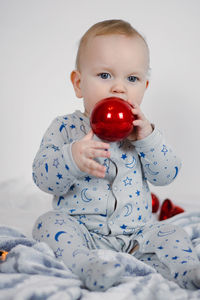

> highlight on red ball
[90,97,135,142]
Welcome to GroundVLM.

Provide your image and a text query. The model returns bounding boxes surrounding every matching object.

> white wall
[1,0,200,202]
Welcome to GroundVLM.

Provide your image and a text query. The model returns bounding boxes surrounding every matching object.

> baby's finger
[85,160,106,178]
[90,140,110,150]
[133,119,144,127]
[132,107,145,121]
[87,148,110,159]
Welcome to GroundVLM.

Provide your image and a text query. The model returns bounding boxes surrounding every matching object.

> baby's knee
[32,210,88,244]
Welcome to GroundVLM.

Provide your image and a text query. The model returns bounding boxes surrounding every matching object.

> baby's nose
[111,80,126,94]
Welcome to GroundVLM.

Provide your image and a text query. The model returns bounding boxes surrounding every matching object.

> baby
[32,19,200,291]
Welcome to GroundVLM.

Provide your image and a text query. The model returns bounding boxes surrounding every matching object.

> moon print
[157,229,176,237]
[80,124,86,134]
[81,188,92,202]
[54,231,67,242]
[124,203,133,217]
[144,164,159,176]
[172,166,179,179]
[125,156,136,169]
[72,249,90,257]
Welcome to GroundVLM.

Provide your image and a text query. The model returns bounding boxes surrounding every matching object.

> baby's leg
[136,223,200,289]
[32,210,124,291]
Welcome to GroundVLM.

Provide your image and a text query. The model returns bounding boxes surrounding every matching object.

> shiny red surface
[90,97,134,142]
[151,193,160,213]
[159,199,184,221]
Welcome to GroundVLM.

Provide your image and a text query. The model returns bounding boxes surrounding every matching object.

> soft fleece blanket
[0,212,200,300]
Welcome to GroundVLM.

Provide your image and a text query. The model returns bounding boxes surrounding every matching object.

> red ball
[90,97,134,142]
[159,199,184,221]
[151,193,160,213]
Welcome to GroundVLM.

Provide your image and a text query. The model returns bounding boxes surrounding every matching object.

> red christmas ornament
[151,193,160,213]
[90,97,135,142]
[159,199,184,221]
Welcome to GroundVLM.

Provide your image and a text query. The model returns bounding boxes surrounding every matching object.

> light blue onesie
[32,110,200,291]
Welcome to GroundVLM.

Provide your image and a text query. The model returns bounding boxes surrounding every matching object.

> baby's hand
[71,130,110,178]
[127,102,153,141]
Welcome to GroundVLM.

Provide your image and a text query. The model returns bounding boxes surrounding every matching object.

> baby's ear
[70,70,82,98]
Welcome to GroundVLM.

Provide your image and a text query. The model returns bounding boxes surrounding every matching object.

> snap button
[113,186,118,191]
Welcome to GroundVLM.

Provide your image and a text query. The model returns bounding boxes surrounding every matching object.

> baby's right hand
[71,130,110,178]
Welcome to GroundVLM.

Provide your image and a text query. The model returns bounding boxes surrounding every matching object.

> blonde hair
[75,19,150,72]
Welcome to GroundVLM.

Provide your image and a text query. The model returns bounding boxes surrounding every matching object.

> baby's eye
[128,75,138,83]
[98,73,111,80]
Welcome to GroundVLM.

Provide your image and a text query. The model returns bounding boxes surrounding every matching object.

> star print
[70,185,75,191]
[140,152,145,158]
[55,248,64,258]
[121,153,127,160]
[120,224,127,229]
[123,177,132,186]
[161,145,168,155]
[53,158,59,168]
[55,219,66,225]
[70,124,76,129]
[85,176,91,182]
[52,145,60,152]
[136,190,140,196]
[57,173,63,179]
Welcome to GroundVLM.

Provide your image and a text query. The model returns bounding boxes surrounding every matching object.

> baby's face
[72,34,149,117]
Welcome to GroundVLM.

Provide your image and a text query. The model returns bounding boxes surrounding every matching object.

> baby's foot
[80,257,125,291]
[175,265,200,290]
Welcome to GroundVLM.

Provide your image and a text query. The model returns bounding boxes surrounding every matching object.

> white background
[0,0,200,203]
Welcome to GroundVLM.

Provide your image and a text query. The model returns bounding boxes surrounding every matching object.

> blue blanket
[1,212,200,300]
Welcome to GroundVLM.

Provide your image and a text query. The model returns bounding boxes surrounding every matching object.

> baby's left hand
[127,102,153,141]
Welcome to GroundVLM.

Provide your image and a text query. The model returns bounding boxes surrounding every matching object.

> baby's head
[71,19,150,117]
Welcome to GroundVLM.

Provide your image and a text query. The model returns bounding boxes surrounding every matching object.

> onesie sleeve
[131,126,182,186]
[32,117,86,196]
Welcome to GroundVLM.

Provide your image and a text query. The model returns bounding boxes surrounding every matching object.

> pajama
[32,110,199,290]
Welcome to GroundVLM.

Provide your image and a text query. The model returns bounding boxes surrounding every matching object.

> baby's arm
[127,102,181,186]
[133,128,181,186]
[32,117,78,195]
[32,117,110,195]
